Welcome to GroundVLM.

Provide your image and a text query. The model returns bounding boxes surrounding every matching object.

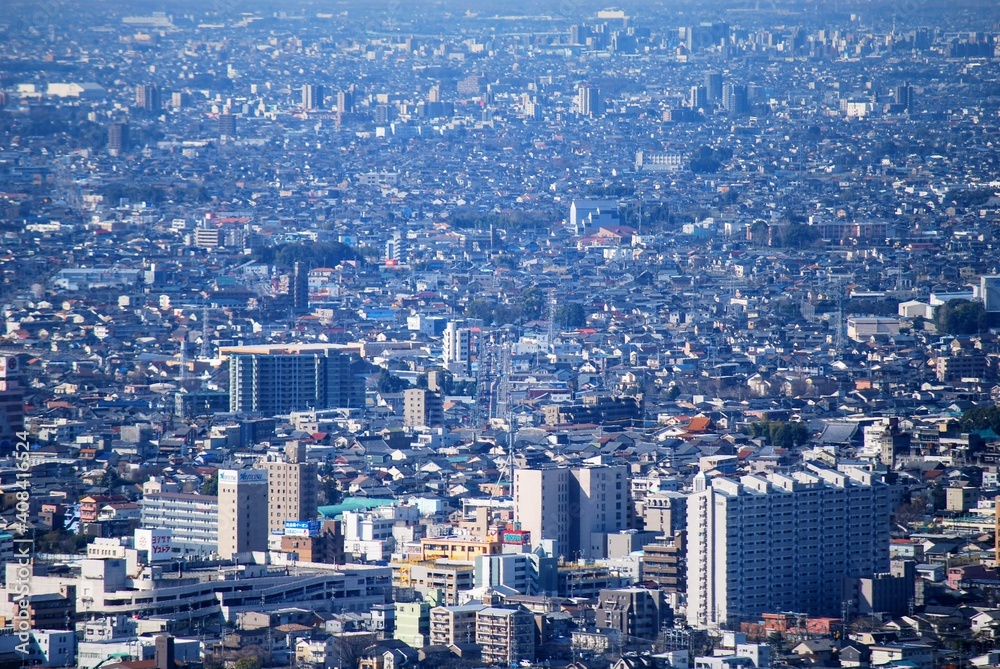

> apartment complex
[429,603,483,646]
[514,464,628,559]
[686,466,890,629]
[596,587,671,641]
[139,493,219,556]
[442,321,471,375]
[225,345,362,416]
[475,607,535,665]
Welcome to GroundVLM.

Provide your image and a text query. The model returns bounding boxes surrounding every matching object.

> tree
[234,658,261,669]
[202,473,218,496]
[518,286,545,321]
[748,420,810,449]
[936,299,987,335]
[233,645,266,669]
[252,241,359,269]
[776,222,820,249]
[464,299,496,323]
[555,302,587,328]
[960,405,1000,433]
[376,370,410,393]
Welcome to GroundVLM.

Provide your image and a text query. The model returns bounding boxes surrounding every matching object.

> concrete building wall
[687,467,890,629]
[218,469,268,559]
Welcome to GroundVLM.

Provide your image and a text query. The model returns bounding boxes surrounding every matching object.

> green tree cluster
[252,241,359,269]
[447,207,552,232]
[960,405,1000,433]
[376,370,410,393]
[202,473,218,496]
[747,420,810,449]
[555,302,587,328]
[690,145,733,174]
[464,286,545,325]
[936,299,987,335]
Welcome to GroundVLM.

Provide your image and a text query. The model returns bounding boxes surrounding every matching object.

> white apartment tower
[514,464,628,560]
[442,322,471,375]
[686,465,890,630]
[217,469,269,559]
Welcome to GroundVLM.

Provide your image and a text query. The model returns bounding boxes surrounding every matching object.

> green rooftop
[318,497,398,519]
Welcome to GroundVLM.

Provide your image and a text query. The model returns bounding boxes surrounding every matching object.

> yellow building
[419,536,502,561]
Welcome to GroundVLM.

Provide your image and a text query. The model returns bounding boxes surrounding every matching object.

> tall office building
[722,83,749,116]
[442,321,471,375]
[225,345,363,416]
[894,83,913,111]
[0,357,24,455]
[686,466,890,630]
[258,442,319,535]
[135,84,161,112]
[217,113,237,138]
[292,261,308,314]
[576,84,602,117]
[107,122,129,155]
[337,89,354,113]
[217,468,268,559]
[704,72,723,102]
[302,84,324,110]
[514,464,628,560]
[689,84,708,110]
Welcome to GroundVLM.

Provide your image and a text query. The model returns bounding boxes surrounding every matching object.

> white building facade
[686,465,890,629]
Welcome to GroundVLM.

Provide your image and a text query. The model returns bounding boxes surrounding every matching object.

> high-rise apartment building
[0,356,24,455]
[514,464,628,559]
[442,321,471,375]
[403,388,444,428]
[107,122,129,155]
[135,84,161,112]
[894,83,913,111]
[224,345,363,416]
[690,84,708,109]
[686,465,890,630]
[336,89,354,113]
[302,84,324,110]
[257,442,318,535]
[704,71,724,101]
[217,468,268,559]
[723,83,749,116]
[217,113,237,138]
[576,84,602,117]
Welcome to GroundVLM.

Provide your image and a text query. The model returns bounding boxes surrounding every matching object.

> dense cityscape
[3,0,1000,668]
